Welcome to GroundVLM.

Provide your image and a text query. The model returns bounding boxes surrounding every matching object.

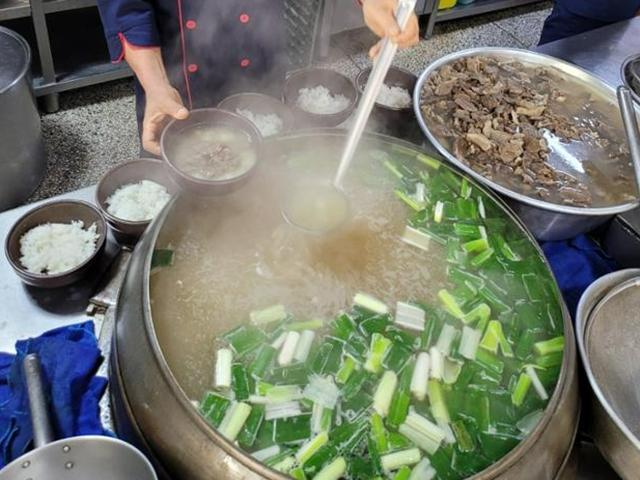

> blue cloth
[539,0,640,44]
[0,321,109,468]
[542,235,617,318]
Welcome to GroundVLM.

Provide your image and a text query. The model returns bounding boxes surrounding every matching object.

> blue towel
[0,321,109,468]
[542,234,617,318]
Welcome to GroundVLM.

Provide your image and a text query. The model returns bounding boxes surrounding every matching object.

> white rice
[236,109,284,137]
[20,221,99,274]
[376,83,412,109]
[106,180,170,222]
[296,86,350,114]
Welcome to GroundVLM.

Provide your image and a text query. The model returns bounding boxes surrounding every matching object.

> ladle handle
[334,0,417,187]
[617,86,640,194]
[23,353,55,448]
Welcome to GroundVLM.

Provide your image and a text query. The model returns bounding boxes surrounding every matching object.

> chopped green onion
[442,358,463,385]
[511,372,532,407]
[296,431,329,465]
[151,249,174,270]
[290,467,307,480]
[314,457,347,480]
[384,160,404,179]
[365,333,392,373]
[266,385,303,403]
[471,248,495,267]
[238,405,264,448]
[451,420,475,452]
[248,345,277,379]
[231,363,252,401]
[218,402,252,441]
[278,331,301,366]
[223,326,266,356]
[433,201,444,223]
[435,324,458,356]
[395,190,424,211]
[395,301,426,331]
[371,412,389,452]
[271,331,288,349]
[414,183,426,204]
[293,330,315,363]
[463,238,490,253]
[252,445,281,462]
[459,326,482,360]
[427,380,449,424]
[534,336,564,356]
[289,319,325,331]
[437,290,465,319]
[215,348,233,389]
[525,365,549,401]
[336,355,357,384]
[331,314,356,340]
[200,391,231,427]
[401,226,431,252]
[274,414,312,443]
[265,401,302,420]
[516,409,544,435]
[272,455,296,473]
[417,153,441,170]
[373,370,398,417]
[477,196,486,219]
[479,321,500,354]
[250,304,287,325]
[380,448,421,472]
[409,458,436,480]
[311,402,333,434]
[535,352,563,368]
[410,352,430,401]
[462,303,491,325]
[354,293,389,315]
[399,411,445,454]
[394,466,412,480]
[429,347,443,380]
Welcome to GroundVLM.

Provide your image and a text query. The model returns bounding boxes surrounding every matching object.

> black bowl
[283,68,358,128]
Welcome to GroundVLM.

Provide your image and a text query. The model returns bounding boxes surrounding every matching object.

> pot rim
[575,270,640,453]
[413,47,640,217]
[0,26,31,95]
[138,128,577,479]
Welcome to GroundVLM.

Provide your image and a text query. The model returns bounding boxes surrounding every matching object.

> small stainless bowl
[4,200,107,288]
[217,92,295,135]
[283,68,358,127]
[355,65,418,139]
[161,108,262,196]
[96,158,177,240]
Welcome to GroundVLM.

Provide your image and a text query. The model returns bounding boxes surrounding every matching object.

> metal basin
[111,130,579,480]
[413,47,640,241]
[576,269,640,479]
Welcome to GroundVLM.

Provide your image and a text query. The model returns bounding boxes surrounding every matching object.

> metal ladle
[282,0,417,234]
[0,354,157,480]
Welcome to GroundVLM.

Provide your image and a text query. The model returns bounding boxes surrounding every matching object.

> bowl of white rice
[96,158,176,240]
[5,200,107,288]
[355,66,420,140]
[283,68,357,127]
[218,93,295,137]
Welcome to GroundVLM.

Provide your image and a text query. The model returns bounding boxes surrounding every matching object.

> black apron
[135,0,286,132]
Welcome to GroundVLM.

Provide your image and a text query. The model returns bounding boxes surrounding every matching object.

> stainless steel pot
[413,47,640,241]
[575,269,640,479]
[0,27,46,212]
[110,130,579,480]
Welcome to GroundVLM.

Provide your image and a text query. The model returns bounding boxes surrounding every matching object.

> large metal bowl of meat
[414,48,640,241]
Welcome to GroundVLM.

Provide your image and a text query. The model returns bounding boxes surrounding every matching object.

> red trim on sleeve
[113,32,160,64]
[175,0,193,109]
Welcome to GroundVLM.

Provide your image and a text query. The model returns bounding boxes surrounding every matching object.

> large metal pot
[575,269,640,479]
[111,130,579,480]
[413,47,640,241]
[0,27,46,212]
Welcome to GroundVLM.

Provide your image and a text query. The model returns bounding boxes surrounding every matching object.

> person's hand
[142,85,189,155]
[362,0,420,58]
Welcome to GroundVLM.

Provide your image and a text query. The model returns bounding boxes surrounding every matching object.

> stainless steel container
[0,27,46,212]
[110,131,579,480]
[575,269,640,479]
[413,47,640,241]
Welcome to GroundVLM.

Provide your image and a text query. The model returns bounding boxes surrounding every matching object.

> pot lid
[0,27,30,94]
[585,275,640,443]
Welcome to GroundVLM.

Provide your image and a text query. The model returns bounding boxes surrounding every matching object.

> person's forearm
[122,39,171,94]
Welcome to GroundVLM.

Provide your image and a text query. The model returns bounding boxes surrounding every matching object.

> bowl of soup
[161,108,262,195]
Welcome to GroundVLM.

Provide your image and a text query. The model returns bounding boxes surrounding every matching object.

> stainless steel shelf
[0,0,30,21]
[33,61,131,96]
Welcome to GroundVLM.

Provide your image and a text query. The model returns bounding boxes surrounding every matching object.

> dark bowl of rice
[283,68,358,128]
[5,200,107,288]
[218,93,296,137]
[355,65,420,141]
